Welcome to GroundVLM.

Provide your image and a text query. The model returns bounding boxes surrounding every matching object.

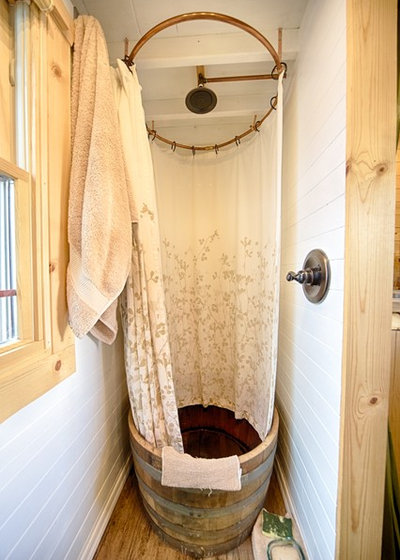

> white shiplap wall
[0,0,131,555]
[276,0,346,558]
[0,333,131,560]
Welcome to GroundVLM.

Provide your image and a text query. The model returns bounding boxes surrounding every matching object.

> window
[0,158,35,354]
[0,0,75,421]
[0,173,17,345]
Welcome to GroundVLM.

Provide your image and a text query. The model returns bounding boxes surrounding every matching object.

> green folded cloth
[262,509,293,539]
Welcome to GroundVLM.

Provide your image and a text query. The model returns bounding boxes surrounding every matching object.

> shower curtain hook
[149,121,157,141]
[191,145,196,156]
[235,136,241,147]
[122,37,134,72]
[271,61,287,80]
[171,141,177,152]
[214,144,219,155]
[270,95,278,110]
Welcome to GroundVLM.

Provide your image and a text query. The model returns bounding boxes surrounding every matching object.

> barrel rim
[128,406,279,469]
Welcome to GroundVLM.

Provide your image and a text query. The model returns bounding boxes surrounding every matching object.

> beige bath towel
[161,446,242,491]
[67,16,132,344]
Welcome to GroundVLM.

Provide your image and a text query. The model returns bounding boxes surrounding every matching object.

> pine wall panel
[276,0,346,558]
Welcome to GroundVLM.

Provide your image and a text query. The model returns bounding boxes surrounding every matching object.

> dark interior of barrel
[178,405,262,459]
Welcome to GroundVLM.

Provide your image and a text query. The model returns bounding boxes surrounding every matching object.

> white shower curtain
[111,60,183,452]
[151,76,283,439]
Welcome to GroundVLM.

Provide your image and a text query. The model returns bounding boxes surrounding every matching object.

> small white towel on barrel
[161,446,242,491]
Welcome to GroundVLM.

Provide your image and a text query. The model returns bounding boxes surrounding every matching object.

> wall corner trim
[336,0,397,557]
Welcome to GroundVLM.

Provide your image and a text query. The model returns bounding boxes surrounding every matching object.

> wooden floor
[94,467,286,560]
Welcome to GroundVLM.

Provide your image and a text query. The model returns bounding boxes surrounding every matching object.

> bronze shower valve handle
[286,267,322,286]
[286,249,330,303]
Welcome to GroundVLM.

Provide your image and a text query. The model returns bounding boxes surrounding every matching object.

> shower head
[185,85,217,114]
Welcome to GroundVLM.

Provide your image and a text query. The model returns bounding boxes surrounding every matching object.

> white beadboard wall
[0,333,131,560]
[276,0,346,559]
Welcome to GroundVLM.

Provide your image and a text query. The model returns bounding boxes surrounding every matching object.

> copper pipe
[200,73,276,84]
[128,12,282,69]
[278,27,282,60]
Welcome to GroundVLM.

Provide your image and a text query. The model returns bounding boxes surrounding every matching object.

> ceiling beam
[142,93,274,123]
[107,28,299,68]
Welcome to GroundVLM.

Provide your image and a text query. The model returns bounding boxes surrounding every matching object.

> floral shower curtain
[111,60,183,452]
[151,75,283,439]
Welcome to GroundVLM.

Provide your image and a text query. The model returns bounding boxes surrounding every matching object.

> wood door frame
[336,0,397,557]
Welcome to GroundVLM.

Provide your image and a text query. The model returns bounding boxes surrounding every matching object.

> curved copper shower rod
[125,12,284,153]
[127,11,282,68]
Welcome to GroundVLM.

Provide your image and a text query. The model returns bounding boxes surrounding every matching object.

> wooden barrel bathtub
[128,405,279,558]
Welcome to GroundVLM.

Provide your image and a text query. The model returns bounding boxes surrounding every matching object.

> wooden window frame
[0,0,75,422]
